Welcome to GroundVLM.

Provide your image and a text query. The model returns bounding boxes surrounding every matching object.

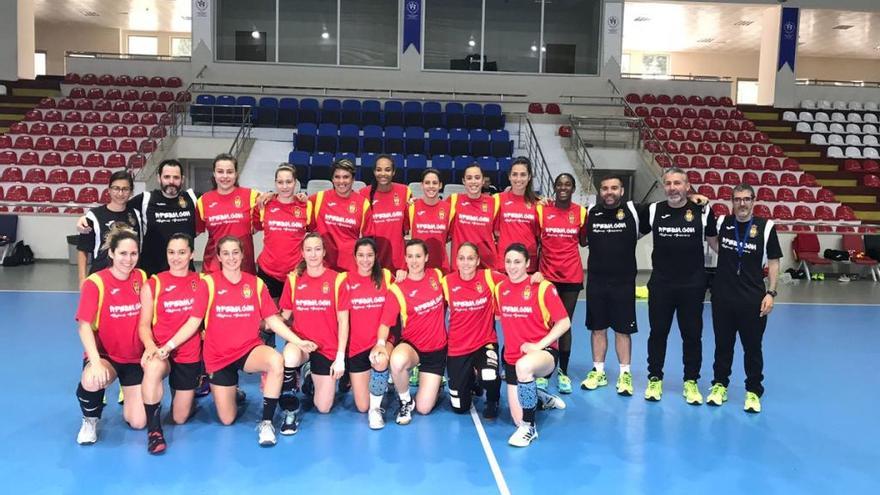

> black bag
[2,241,24,267]
[823,248,849,261]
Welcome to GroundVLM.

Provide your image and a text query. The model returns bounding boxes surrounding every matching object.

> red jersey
[147,271,202,363]
[75,268,148,364]
[537,202,587,283]
[408,198,451,272]
[441,269,501,357]
[493,278,568,365]
[280,269,348,361]
[341,269,393,356]
[449,193,500,270]
[191,272,277,374]
[310,189,370,272]
[196,187,259,275]
[495,192,540,272]
[381,269,447,352]
[361,183,411,270]
[254,198,313,280]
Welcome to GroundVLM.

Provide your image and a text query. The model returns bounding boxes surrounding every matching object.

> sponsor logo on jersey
[685,209,694,222]
[616,208,625,220]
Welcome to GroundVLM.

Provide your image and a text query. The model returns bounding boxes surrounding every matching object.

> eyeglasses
[732,197,754,204]
[110,186,132,193]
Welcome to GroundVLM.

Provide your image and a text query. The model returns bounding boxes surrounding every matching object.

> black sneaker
[395,398,415,425]
[483,400,499,420]
[147,429,167,455]
[235,388,246,404]
[194,375,210,398]
[279,409,299,435]
[338,373,351,394]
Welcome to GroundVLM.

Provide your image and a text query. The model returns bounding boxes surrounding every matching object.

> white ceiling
[34,0,192,33]
[624,1,880,59]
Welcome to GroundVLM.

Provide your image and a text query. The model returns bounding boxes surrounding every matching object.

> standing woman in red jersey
[536,173,588,394]
[195,153,260,274]
[442,242,503,420]
[495,157,541,272]
[495,243,570,448]
[409,169,452,272]
[137,233,202,454]
[310,159,370,273]
[341,238,396,429]
[278,233,350,427]
[74,225,148,446]
[375,239,447,426]
[449,164,500,270]
[155,235,316,447]
[361,155,411,274]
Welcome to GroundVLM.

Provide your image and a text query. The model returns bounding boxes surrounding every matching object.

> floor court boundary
[469,405,511,495]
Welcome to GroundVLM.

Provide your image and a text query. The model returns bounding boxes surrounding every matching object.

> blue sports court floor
[1,291,877,494]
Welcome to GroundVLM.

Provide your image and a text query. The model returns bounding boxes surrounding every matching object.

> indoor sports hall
[0,1,878,493]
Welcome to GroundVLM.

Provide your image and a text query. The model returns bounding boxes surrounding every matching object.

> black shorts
[208,346,259,387]
[502,347,560,385]
[346,348,373,374]
[586,277,638,334]
[447,343,500,407]
[400,340,446,376]
[309,352,333,376]
[552,281,584,293]
[169,360,201,391]
[257,267,286,299]
[83,357,143,387]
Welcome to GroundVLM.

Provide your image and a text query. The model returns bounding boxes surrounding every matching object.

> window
[424,0,482,71]
[737,80,759,105]
[642,54,669,75]
[128,36,159,56]
[483,0,542,73]
[34,52,46,76]
[339,0,397,67]
[621,53,631,73]
[171,37,192,57]
[278,0,337,65]
[216,0,276,62]
[542,0,602,74]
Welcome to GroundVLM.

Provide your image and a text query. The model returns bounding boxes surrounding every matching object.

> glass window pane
[128,36,158,56]
[542,0,602,74]
[171,38,192,57]
[216,0,276,62]
[483,0,541,73]
[340,0,398,67]
[279,0,338,65]
[642,54,668,75]
[34,52,46,76]
[424,0,482,71]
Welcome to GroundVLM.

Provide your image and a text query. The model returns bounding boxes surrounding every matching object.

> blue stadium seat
[490,129,513,158]
[384,126,404,154]
[192,94,215,124]
[339,124,360,154]
[445,102,464,129]
[321,99,341,125]
[404,101,423,127]
[470,129,490,157]
[405,126,425,155]
[405,154,428,182]
[430,154,453,183]
[428,127,449,157]
[362,100,382,126]
[454,155,474,182]
[295,123,317,152]
[288,150,310,181]
[361,152,378,168]
[384,101,404,127]
[257,97,279,127]
[484,104,504,130]
[464,103,483,129]
[279,98,298,127]
[299,98,320,124]
[477,156,499,185]
[235,96,256,124]
[317,123,338,153]
[449,128,469,156]
[423,102,443,129]
[341,99,361,126]
[362,125,383,153]
[216,95,236,124]
[497,156,513,188]
[389,153,405,172]
[310,152,334,180]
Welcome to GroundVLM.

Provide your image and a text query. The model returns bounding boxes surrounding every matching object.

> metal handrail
[521,116,555,198]
[568,117,597,185]
[65,51,191,62]
[795,78,880,88]
[621,73,734,82]
[130,82,195,181]
[229,108,254,158]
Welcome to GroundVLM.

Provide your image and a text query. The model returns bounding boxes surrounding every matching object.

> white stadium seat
[828,134,845,145]
[863,113,878,124]
[847,113,863,123]
[796,122,812,132]
[865,102,879,111]
[863,135,879,147]
[818,100,832,110]
[306,179,333,195]
[833,101,848,110]
[799,111,814,121]
[845,135,862,146]
[810,134,827,145]
[864,124,879,135]
[443,184,466,196]
[801,100,816,109]
[829,123,845,134]
[846,123,862,134]
[812,122,829,133]
[848,101,864,110]
[408,182,424,199]
[352,180,367,191]
[782,111,798,122]
[815,112,830,122]
[845,146,863,158]
[864,147,880,159]
[831,112,847,123]
[827,146,844,158]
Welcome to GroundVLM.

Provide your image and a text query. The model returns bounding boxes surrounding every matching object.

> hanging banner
[403,0,422,54]
[777,7,799,72]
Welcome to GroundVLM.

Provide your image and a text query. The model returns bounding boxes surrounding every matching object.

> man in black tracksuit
[706,183,781,413]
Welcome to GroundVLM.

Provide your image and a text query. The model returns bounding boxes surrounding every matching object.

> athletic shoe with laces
[644,377,663,401]
[279,410,299,435]
[257,420,277,446]
[76,417,98,445]
[301,362,314,397]
[483,400,499,420]
[744,392,762,413]
[537,389,566,410]
[147,430,167,455]
[194,375,210,398]
[536,377,549,391]
[508,423,538,447]
[616,372,634,396]
[556,370,572,394]
[683,380,703,405]
[235,388,247,404]
[706,383,728,406]
[395,399,415,425]
[409,366,420,387]
[368,407,386,430]
[580,369,608,390]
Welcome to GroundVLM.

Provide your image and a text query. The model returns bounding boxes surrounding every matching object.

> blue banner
[403,0,421,54]
[777,7,799,72]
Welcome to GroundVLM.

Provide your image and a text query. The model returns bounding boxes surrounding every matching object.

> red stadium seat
[70,124,89,137]
[674,155,689,168]
[166,77,183,88]
[719,97,734,107]
[780,173,798,186]
[814,205,835,221]
[63,111,82,123]
[69,87,86,99]
[704,171,722,185]
[666,107,682,119]
[101,112,121,124]
[746,157,763,170]
[863,160,880,173]
[149,102,167,113]
[657,94,672,105]
[34,137,54,151]
[57,98,74,110]
[797,189,817,202]
[106,154,126,168]
[69,168,91,184]
[756,187,775,202]
[736,131,753,144]
[756,207,774,220]
[97,138,117,152]
[843,159,862,172]
[148,76,166,88]
[644,141,661,153]
[708,156,726,169]
[55,137,75,152]
[716,143,732,156]
[642,94,657,104]
[773,205,793,220]
[750,144,767,157]
[0,135,11,148]
[128,155,146,170]
[680,142,697,155]
[65,207,85,214]
[132,76,149,87]
[83,111,101,124]
[742,172,760,186]
[105,88,122,100]
[655,155,671,167]
[92,169,112,185]
[650,107,666,118]
[711,203,730,216]
[625,93,641,104]
[18,152,39,166]
[733,144,750,157]
[763,157,782,171]
[85,153,106,168]
[44,110,62,122]
[76,186,99,203]
[697,185,716,199]
[688,96,703,106]
[1,166,23,182]
[87,88,104,100]
[709,117,724,129]
[814,225,833,233]
[31,122,49,136]
[528,103,544,114]
[90,125,109,137]
[678,118,693,130]
[704,130,720,143]
[644,117,659,128]
[659,117,675,129]
[635,106,650,118]
[717,186,733,200]
[110,125,129,138]
[115,75,132,86]
[725,120,741,131]
[687,171,702,184]
[76,138,96,152]
[696,142,713,155]
[760,172,779,186]
[793,205,814,221]
[52,186,75,203]
[123,89,140,101]
[776,187,796,202]
[767,145,785,157]
[113,101,131,112]
[97,74,115,86]
[668,129,685,141]
[799,174,818,187]
[141,90,157,102]
[727,156,744,169]
[118,139,138,153]
[863,174,880,188]
[782,158,800,171]
[24,109,42,121]
[13,135,32,149]
[682,107,698,119]
[704,96,719,107]
[28,186,51,202]
[41,152,61,166]
[545,103,561,115]
[722,171,739,185]
[93,100,111,111]
[47,168,68,184]
[817,188,835,202]
[792,234,832,277]
[64,72,81,84]
[792,224,812,232]
[63,152,84,168]
[691,156,708,169]
[75,99,93,111]
[122,113,139,125]
[720,131,736,143]
[713,108,729,119]
[100,188,111,203]
[5,185,27,201]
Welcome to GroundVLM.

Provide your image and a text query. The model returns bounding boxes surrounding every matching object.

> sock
[279,394,300,413]
[76,383,105,419]
[559,351,571,375]
[282,367,299,394]
[398,390,412,403]
[144,402,162,431]
[620,364,631,374]
[261,397,279,421]
[594,362,605,373]
[517,380,537,425]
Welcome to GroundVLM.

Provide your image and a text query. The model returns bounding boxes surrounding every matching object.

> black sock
[76,383,105,418]
[282,367,299,394]
[262,397,279,421]
[144,402,162,431]
[279,394,301,412]
[559,351,571,375]
[522,406,537,425]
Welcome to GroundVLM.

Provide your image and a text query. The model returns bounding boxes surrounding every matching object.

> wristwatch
[766,290,777,297]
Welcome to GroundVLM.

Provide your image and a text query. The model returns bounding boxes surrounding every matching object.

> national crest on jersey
[322,281,330,294]
[348,201,357,214]
[242,283,252,299]
[190,279,198,292]
[133,278,141,294]
[393,193,401,206]
[616,208,625,220]
[685,209,694,222]
[178,196,187,208]
[522,285,531,300]
[234,196,242,208]
[750,224,758,238]
[430,276,439,291]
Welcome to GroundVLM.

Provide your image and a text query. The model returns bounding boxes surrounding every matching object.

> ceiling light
[251,29,260,39]
[321,31,330,39]
[80,10,99,17]
[634,17,650,22]
[832,25,854,30]
[734,20,754,27]
[697,38,714,43]
[468,35,476,48]
[530,44,537,52]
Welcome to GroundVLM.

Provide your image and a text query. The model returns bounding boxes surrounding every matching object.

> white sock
[369,394,382,410]
[620,364,631,374]
[398,390,412,403]
[594,362,605,373]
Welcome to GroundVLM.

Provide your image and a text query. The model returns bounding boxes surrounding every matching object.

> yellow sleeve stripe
[537,280,552,328]
[249,189,260,209]
[492,194,501,219]
[306,200,314,225]
[196,196,205,220]
[388,284,408,327]
[579,206,587,227]
[536,204,544,229]
[408,203,416,233]
[382,269,393,287]
[203,274,216,328]
[334,272,346,303]
[256,278,266,312]
[286,272,298,306]
[87,273,105,330]
[314,191,325,219]
[483,269,497,293]
[151,275,161,326]
[361,198,371,231]
[493,280,504,308]
[449,194,458,221]
[440,276,450,303]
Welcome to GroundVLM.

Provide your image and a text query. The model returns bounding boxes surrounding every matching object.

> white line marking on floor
[0,289,79,293]
[470,405,511,495]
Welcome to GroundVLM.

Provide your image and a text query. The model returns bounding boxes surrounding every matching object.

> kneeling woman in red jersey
[137,233,202,454]
[74,226,148,446]
[155,235,316,447]
[278,233,350,426]
[495,243,571,447]
[376,239,447,426]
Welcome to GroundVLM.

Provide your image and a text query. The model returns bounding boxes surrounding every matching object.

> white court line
[0,289,78,293]
[470,405,511,495]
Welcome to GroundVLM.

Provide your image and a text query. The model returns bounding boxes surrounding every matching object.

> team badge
[750,224,759,238]
[348,202,357,214]
[133,279,141,294]
[190,279,198,292]
[684,209,694,222]
[393,193,401,206]
[322,281,330,294]
[616,209,625,220]
[178,196,187,208]
[522,286,531,300]
[481,201,488,213]
[242,284,252,299]
[568,211,576,224]
[294,207,302,218]
[475,281,484,293]
[234,196,242,208]
[430,277,439,291]
[438,209,446,220]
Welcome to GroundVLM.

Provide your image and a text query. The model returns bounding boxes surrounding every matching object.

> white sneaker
[257,420,277,447]
[279,410,298,436]
[395,399,415,425]
[368,407,386,430]
[76,417,98,445]
[838,274,851,283]
[507,423,538,447]
[537,389,566,410]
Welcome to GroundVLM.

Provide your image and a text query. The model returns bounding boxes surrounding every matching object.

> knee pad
[279,394,300,413]
[282,366,299,393]
[369,369,389,396]
[517,381,538,409]
[76,383,105,418]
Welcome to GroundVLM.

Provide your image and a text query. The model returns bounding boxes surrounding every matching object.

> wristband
[376,339,386,347]
[166,339,177,350]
